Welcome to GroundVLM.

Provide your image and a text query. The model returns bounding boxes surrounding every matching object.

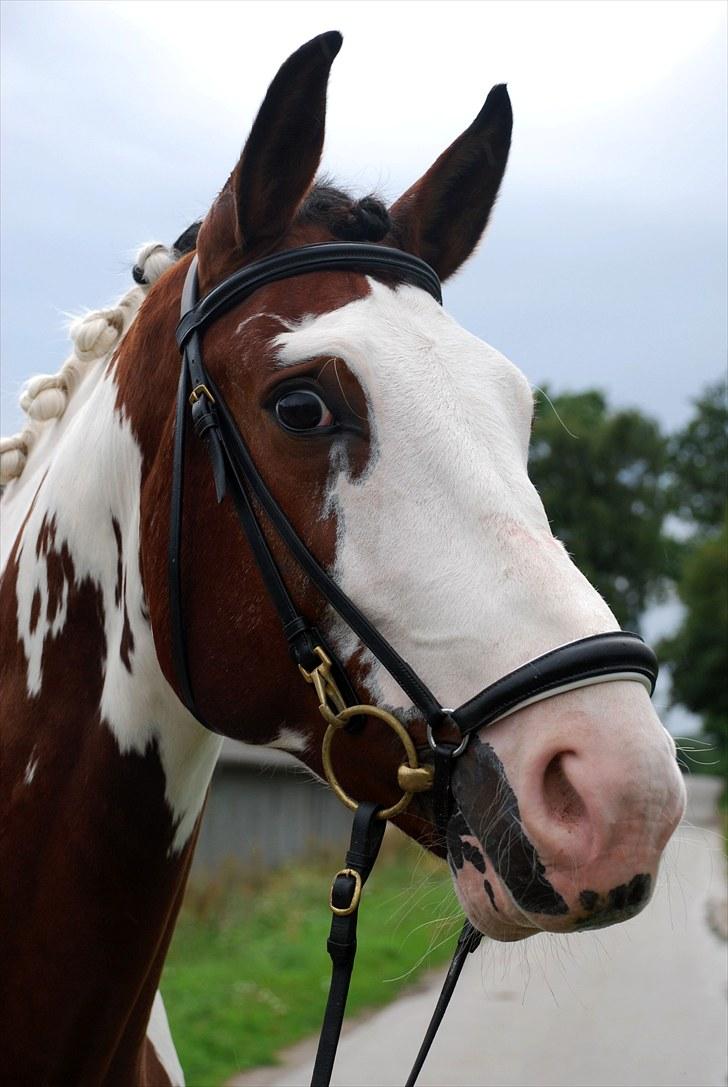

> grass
[161,834,460,1087]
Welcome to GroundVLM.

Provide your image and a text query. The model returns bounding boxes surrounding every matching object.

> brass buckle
[329,867,362,916]
[188,383,215,405]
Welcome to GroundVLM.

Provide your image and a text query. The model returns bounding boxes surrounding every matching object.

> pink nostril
[521,749,600,867]
[542,752,587,826]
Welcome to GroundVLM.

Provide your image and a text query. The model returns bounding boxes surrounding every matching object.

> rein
[170,242,659,1086]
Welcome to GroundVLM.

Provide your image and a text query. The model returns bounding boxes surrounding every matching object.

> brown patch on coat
[112,517,124,607]
[35,511,56,558]
[112,516,135,671]
[29,589,41,634]
[120,607,135,673]
[46,538,74,625]
[0,536,191,1085]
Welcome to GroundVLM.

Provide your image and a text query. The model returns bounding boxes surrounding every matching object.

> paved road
[234,777,727,1087]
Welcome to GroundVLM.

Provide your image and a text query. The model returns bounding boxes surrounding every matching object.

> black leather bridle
[170,242,659,1086]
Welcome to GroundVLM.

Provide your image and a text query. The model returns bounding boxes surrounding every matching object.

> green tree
[529,389,674,628]
[659,517,728,773]
[659,379,728,770]
[667,380,728,532]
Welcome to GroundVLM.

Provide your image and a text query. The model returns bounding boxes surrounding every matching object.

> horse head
[111,31,683,943]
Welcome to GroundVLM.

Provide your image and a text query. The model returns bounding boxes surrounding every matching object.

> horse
[0,31,685,1087]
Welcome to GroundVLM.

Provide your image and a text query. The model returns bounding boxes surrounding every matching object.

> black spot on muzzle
[575,874,652,930]
[449,736,569,917]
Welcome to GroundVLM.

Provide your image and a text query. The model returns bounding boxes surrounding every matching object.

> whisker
[531,385,581,439]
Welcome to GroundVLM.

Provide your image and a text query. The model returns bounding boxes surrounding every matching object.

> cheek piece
[170,243,660,1087]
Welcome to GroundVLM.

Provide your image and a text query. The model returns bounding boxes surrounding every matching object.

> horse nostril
[542,752,587,825]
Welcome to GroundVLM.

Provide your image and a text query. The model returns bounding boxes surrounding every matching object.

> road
[232,776,727,1087]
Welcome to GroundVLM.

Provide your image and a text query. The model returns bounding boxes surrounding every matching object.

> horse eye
[274,389,335,433]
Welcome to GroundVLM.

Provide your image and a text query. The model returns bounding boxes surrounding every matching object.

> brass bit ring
[321,704,429,820]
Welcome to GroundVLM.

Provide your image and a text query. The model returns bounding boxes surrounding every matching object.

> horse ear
[202,32,342,257]
[390,85,512,281]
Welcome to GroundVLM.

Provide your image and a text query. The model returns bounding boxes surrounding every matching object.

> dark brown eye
[274,389,334,433]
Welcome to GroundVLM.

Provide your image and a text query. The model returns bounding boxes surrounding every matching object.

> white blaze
[275,280,617,711]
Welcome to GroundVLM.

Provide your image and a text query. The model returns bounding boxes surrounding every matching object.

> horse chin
[450,860,538,942]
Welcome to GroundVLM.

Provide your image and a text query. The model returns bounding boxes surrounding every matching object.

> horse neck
[0,297,221,1082]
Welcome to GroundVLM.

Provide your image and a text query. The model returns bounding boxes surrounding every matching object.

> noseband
[170,242,659,1086]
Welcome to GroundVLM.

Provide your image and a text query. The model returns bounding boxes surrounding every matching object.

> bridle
[170,242,659,1086]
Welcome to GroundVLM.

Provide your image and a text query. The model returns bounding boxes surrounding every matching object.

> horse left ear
[198,31,342,269]
[390,85,512,281]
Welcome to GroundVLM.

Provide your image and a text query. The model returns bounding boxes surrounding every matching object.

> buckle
[329,868,362,916]
[188,383,215,405]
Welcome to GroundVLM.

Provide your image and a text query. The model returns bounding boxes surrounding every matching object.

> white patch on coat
[267,727,309,753]
[274,280,618,712]
[234,311,307,335]
[24,750,38,785]
[147,990,185,1086]
[1,368,221,853]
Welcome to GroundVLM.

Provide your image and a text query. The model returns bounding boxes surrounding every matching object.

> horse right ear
[198,31,342,266]
[390,85,512,281]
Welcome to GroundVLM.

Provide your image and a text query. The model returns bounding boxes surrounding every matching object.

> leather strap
[404,921,482,1087]
[170,353,365,722]
[176,244,442,348]
[431,743,458,839]
[168,355,196,713]
[451,631,658,736]
[311,802,386,1087]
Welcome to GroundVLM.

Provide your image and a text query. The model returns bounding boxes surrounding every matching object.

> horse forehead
[273,280,527,410]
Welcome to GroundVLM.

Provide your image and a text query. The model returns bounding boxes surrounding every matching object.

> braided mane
[0,241,182,488]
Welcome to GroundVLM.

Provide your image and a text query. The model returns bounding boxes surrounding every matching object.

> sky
[1,0,725,438]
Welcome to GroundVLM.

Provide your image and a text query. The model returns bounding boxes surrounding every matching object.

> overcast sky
[1,0,726,441]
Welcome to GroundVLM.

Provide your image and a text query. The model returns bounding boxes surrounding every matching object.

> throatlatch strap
[311,802,386,1087]
[404,921,482,1087]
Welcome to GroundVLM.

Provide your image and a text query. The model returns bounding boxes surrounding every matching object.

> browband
[176,242,443,348]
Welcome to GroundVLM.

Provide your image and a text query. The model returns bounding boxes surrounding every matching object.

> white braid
[19,376,68,422]
[133,241,176,286]
[0,429,35,486]
[1,240,179,486]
